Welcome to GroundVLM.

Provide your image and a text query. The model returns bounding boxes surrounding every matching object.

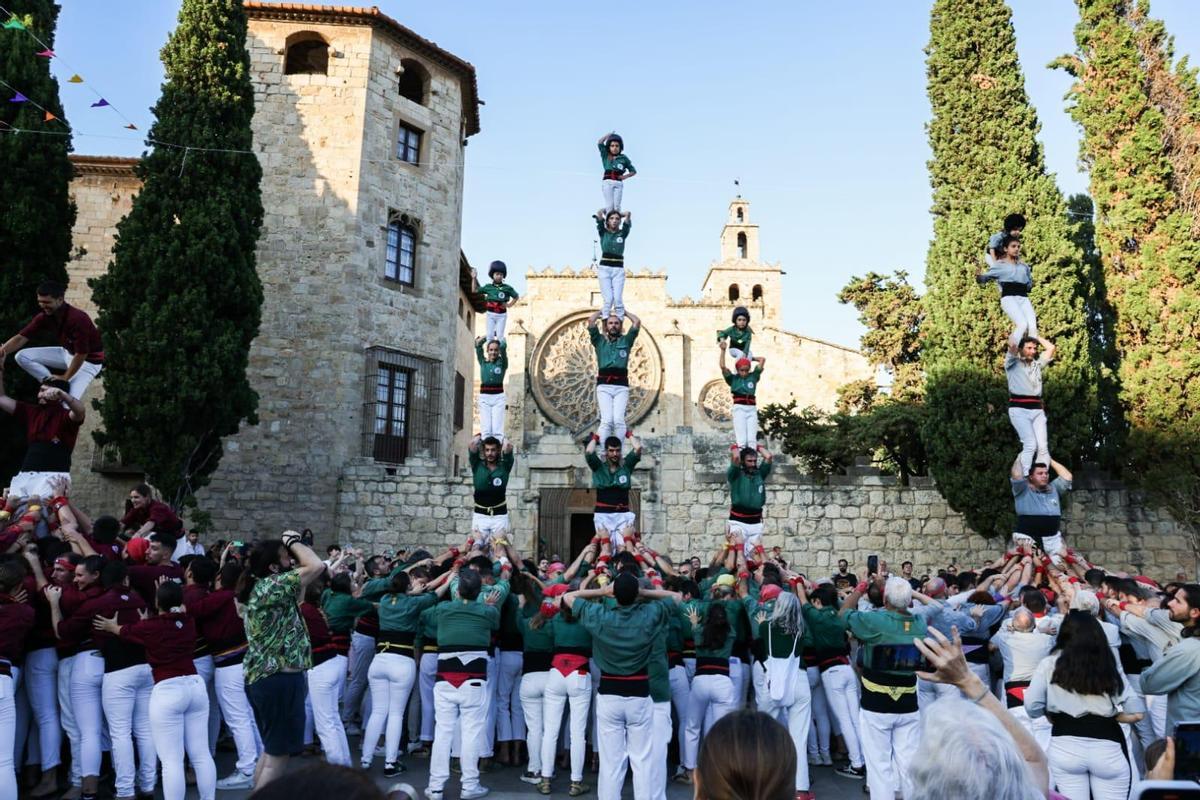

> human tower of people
[0,148,1197,800]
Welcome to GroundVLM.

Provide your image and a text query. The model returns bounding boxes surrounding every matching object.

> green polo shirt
[596,219,632,259]
[476,340,508,388]
[845,609,927,678]
[586,450,640,490]
[802,603,851,655]
[692,599,740,659]
[576,599,667,675]
[416,602,441,648]
[519,604,556,654]
[321,590,375,633]
[588,324,639,372]
[378,591,438,633]
[469,450,514,508]
[550,613,592,651]
[480,282,519,306]
[717,324,753,353]
[435,599,501,650]
[724,365,763,398]
[647,599,673,702]
[598,142,636,177]
[727,461,773,511]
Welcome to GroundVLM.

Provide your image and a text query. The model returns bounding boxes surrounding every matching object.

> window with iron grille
[363,348,441,463]
[454,371,466,432]
[397,122,422,165]
[385,213,417,285]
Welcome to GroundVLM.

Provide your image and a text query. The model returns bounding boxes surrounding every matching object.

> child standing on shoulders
[984,213,1025,266]
[474,261,519,341]
[717,306,754,360]
[597,131,636,212]
[594,209,632,320]
[719,341,765,451]
[977,233,1037,348]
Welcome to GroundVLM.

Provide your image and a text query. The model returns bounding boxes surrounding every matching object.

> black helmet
[606,133,623,151]
[488,260,507,277]
[732,305,750,323]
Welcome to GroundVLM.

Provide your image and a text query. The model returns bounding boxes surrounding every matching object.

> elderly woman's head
[694,710,796,800]
[908,697,1042,800]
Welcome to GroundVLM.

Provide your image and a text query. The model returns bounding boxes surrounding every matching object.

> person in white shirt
[991,608,1054,750]
[175,530,207,558]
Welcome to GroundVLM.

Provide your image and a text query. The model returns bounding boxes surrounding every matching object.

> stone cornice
[70,155,139,179]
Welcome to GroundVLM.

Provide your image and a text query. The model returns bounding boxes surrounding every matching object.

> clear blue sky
[47,1,1200,348]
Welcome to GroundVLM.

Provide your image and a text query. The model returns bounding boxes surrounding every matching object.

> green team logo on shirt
[747,381,755,388]
[619,350,628,357]
[616,236,624,243]
[493,366,502,374]
[492,477,503,486]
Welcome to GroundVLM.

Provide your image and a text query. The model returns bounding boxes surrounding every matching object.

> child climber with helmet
[597,131,636,212]
[717,306,754,360]
[473,260,520,341]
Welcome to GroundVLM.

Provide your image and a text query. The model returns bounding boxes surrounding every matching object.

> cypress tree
[0,1,75,484]
[1053,0,1200,553]
[91,0,263,511]
[922,0,1097,537]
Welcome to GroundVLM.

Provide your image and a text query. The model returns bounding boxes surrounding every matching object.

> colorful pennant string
[90,98,109,107]
[67,74,82,83]
[35,48,53,57]
[9,91,26,102]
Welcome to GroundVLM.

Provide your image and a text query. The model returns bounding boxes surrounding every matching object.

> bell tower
[701,198,782,325]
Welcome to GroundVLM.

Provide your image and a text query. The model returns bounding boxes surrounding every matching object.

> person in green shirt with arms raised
[587,308,640,445]
[472,260,519,341]
[597,131,636,212]
[727,443,773,560]
[475,337,508,443]
[716,305,754,360]
[592,208,632,320]
[719,339,765,450]
[585,431,642,550]
[468,435,515,552]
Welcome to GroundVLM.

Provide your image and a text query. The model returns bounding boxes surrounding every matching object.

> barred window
[454,371,466,432]
[397,122,422,165]
[364,348,441,463]
[385,213,417,285]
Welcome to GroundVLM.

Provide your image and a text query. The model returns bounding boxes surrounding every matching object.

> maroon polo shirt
[187,588,245,655]
[54,583,104,655]
[85,534,123,562]
[0,594,36,666]
[182,584,211,657]
[118,613,198,683]
[121,501,182,537]
[127,563,184,606]
[60,585,147,669]
[25,575,57,653]
[19,302,104,364]
[302,601,336,665]
[11,401,82,472]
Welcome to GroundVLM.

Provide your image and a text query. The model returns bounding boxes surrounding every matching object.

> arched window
[397,58,429,105]
[284,33,329,75]
[736,207,744,222]
[728,284,740,302]
[386,212,418,285]
[737,232,748,259]
[752,284,763,301]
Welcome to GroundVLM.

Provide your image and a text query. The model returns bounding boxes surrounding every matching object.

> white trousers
[14,346,102,400]
[601,179,623,213]
[806,666,831,759]
[24,648,60,771]
[859,709,920,800]
[682,673,736,769]
[418,653,437,743]
[8,471,71,502]
[649,701,671,800]
[483,653,499,757]
[496,650,525,742]
[1008,406,1050,474]
[485,311,507,342]
[0,674,16,800]
[760,669,813,792]
[732,404,759,450]
[823,665,864,768]
[429,676,490,794]
[193,655,220,752]
[103,663,157,797]
[1048,735,1132,800]
[214,661,261,773]
[727,521,764,560]
[595,693,654,800]
[363,652,416,765]
[668,665,691,755]
[593,511,636,552]
[541,668,591,781]
[1012,531,1066,557]
[70,651,104,779]
[308,655,351,767]
[1000,295,1038,347]
[595,384,630,443]
[57,653,82,786]
[477,392,506,442]
[342,631,375,724]
[151,674,216,800]
[520,671,549,775]
[597,266,626,319]
[1009,704,1052,753]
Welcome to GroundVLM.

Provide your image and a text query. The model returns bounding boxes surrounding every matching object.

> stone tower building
[64,3,484,540]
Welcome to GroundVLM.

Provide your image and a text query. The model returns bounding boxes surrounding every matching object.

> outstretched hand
[914,625,973,688]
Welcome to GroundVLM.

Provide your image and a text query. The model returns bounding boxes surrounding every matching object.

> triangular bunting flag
[44,110,55,122]
[3,17,26,30]
[10,92,28,103]
[124,123,138,130]
[68,74,83,83]
[36,49,54,58]
[90,98,109,107]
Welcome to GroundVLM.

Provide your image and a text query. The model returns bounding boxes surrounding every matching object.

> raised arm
[282,531,325,589]
[0,360,16,415]
[1049,458,1072,483]
[1037,336,1056,363]
[587,310,603,328]
[624,310,640,329]
[1010,455,1024,481]
[719,340,728,372]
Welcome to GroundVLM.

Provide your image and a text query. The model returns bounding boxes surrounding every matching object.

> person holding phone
[839,575,928,800]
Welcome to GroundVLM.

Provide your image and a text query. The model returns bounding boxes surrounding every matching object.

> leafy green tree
[837,270,924,405]
[0,0,75,484]
[91,0,263,512]
[1053,0,1200,559]
[922,0,1096,536]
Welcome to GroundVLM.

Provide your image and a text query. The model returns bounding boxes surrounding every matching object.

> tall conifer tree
[0,0,75,484]
[922,0,1097,536]
[91,0,263,510]
[1053,0,1200,554]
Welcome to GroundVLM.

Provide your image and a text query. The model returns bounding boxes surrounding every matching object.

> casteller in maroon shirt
[187,588,246,661]
[10,400,82,473]
[18,302,104,364]
[118,612,198,683]
[121,501,182,537]
[0,593,36,668]
[127,562,184,606]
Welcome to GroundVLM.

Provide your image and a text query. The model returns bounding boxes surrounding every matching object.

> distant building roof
[244,2,481,136]
[70,155,139,177]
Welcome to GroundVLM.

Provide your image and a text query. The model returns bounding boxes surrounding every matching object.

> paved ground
[206,741,866,800]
